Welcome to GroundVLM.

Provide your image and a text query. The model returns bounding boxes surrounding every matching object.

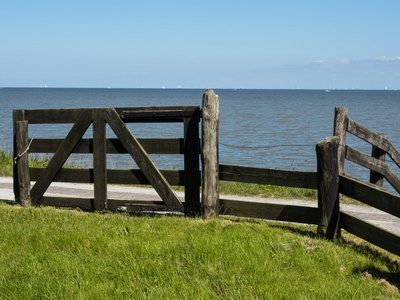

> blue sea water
[1,88,399,190]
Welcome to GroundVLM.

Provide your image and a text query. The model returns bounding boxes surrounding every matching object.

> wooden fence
[13,93,400,256]
[218,107,400,256]
[13,105,203,214]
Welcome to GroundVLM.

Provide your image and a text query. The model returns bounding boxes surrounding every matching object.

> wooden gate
[13,106,201,214]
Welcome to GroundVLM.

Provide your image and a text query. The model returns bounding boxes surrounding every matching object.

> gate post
[316,136,340,239]
[14,121,31,207]
[201,90,219,219]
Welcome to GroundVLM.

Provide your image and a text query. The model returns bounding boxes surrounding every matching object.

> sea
[1,88,399,192]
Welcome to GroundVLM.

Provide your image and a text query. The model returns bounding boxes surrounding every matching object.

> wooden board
[120,106,201,123]
[30,168,185,185]
[29,138,187,154]
[219,164,317,189]
[340,212,400,257]
[93,109,107,210]
[219,198,318,225]
[339,174,400,219]
[21,106,200,124]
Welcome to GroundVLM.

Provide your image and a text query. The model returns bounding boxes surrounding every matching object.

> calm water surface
[1,88,399,189]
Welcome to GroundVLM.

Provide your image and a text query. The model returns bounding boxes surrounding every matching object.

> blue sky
[1,0,399,89]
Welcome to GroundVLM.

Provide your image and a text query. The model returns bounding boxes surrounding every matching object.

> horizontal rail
[347,118,400,169]
[340,212,400,257]
[16,106,201,124]
[219,164,317,189]
[30,168,188,186]
[30,138,189,154]
[339,174,400,218]
[345,146,400,193]
[39,197,171,211]
[39,196,94,210]
[219,198,318,224]
[120,106,201,122]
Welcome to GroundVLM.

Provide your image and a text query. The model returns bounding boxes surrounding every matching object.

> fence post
[184,111,201,215]
[201,90,219,219]
[93,108,107,210]
[370,134,386,187]
[14,121,31,207]
[316,136,340,239]
[333,106,348,174]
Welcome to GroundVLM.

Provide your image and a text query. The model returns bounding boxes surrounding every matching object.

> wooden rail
[321,106,400,256]
[219,164,318,225]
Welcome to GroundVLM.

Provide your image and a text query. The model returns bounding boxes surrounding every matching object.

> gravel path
[2,177,399,235]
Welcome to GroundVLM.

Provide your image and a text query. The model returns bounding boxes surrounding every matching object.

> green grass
[0,202,399,299]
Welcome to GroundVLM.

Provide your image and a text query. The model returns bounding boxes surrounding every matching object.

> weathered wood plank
[30,168,185,185]
[24,108,84,124]
[219,198,318,224]
[39,196,94,210]
[29,138,186,154]
[93,109,107,210]
[120,106,201,122]
[104,108,184,211]
[219,165,318,189]
[201,90,219,218]
[333,107,348,174]
[316,136,340,239]
[183,115,201,214]
[339,174,400,219]
[107,199,165,211]
[126,204,180,213]
[347,118,400,169]
[30,110,93,205]
[14,121,31,206]
[21,106,200,124]
[340,212,400,257]
[345,146,400,194]
[13,109,26,198]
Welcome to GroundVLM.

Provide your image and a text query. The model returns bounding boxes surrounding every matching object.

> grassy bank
[0,203,399,299]
[0,150,317,200]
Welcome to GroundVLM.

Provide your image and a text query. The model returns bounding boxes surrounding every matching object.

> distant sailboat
[325,83,331,92]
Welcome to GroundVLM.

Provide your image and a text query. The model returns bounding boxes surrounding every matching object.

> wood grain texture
[201,90,219,218]
[219,198,318,224]
[93,109,107,210]
[219,164,317,189]
[14,121,31,206]
[339,174,400,218]
[29,138,187,154]
[340,212,400,257]
[333,106,348,174]
[30,168,185,185]
[316,136,340,239]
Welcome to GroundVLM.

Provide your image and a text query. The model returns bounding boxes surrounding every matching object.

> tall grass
[0,203,399,299]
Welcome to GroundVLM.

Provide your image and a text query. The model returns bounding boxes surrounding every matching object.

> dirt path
[2,177,399,235]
